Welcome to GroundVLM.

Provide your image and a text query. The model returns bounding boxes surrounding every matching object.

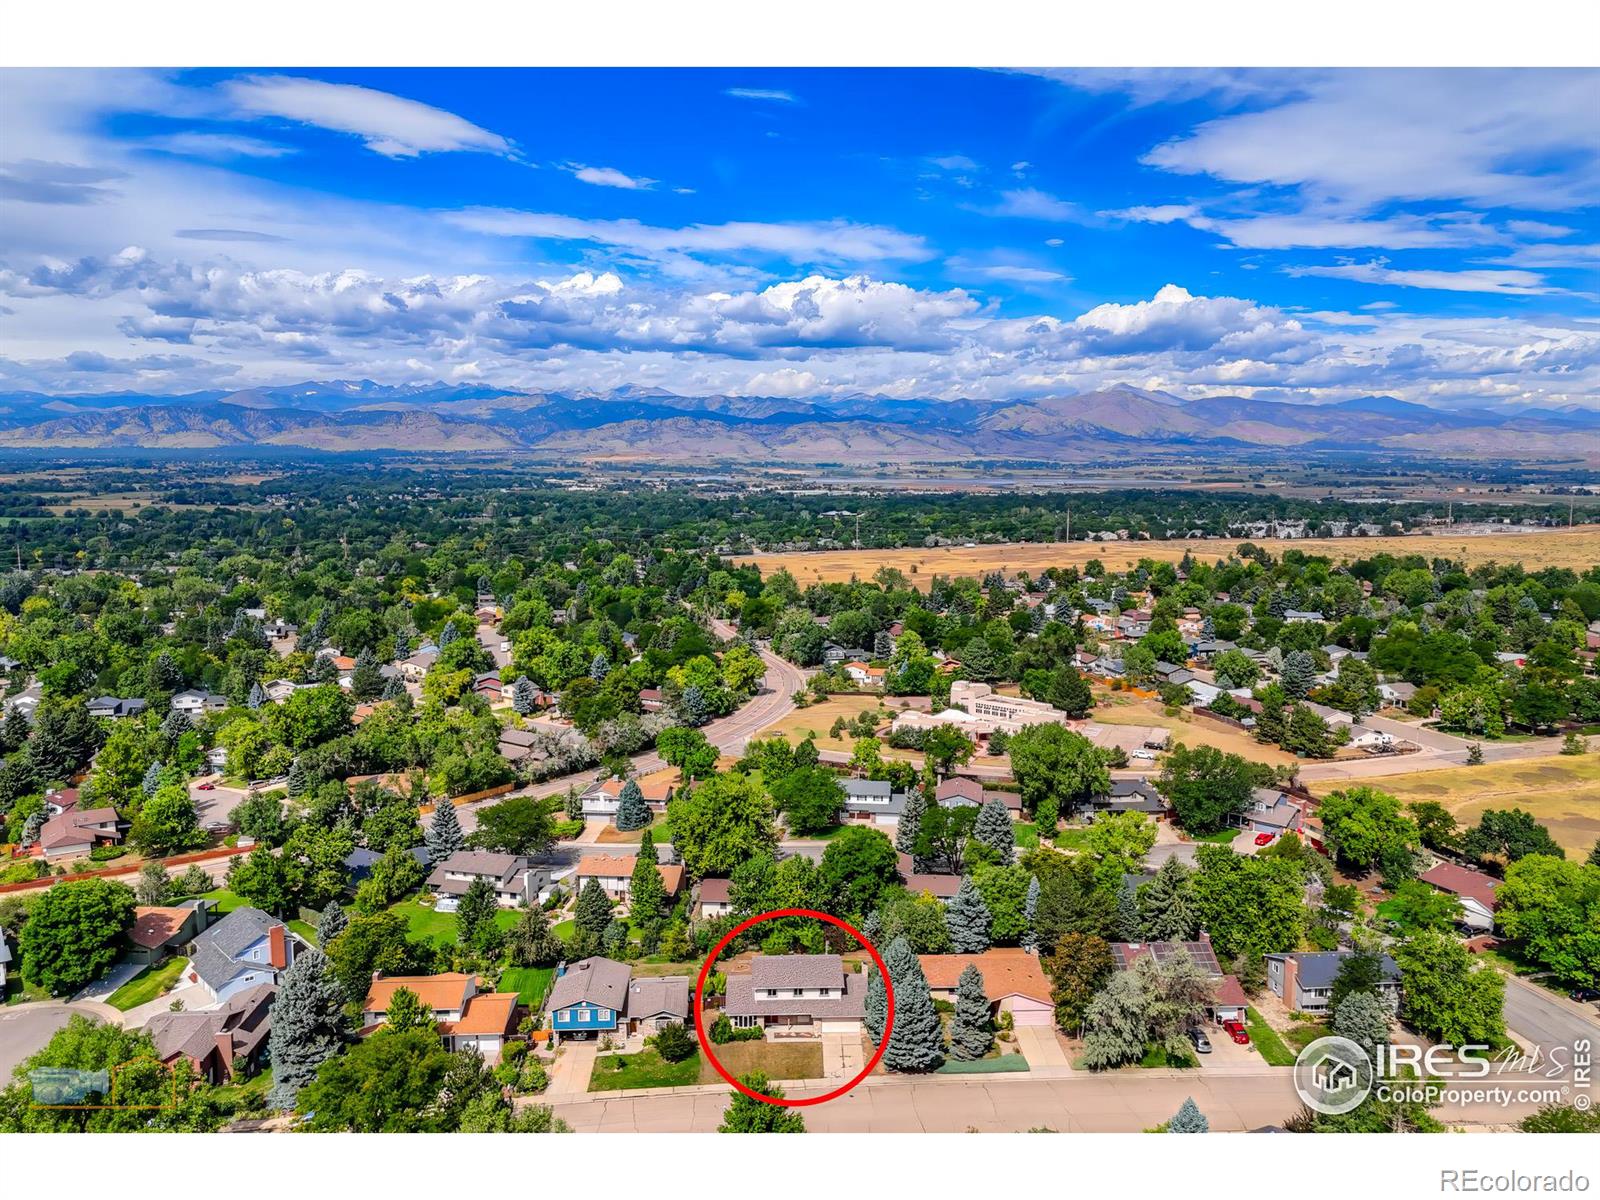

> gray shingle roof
[1272,951,1400,990]
[623,976,689,1022]
[546,957,631,1012]
[750,954,846,991]
[723,967,865,1020]
[188,907,279,989]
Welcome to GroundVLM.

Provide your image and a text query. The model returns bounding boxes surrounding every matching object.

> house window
[818,989,830,997]
[792,989,804,997]
[579,1009,591,1021]
[766,989,778,997]
[597,1009,610,1021]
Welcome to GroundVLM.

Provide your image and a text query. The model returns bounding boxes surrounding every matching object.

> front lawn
[699,1039,824,1082]
[936,1052,1030,1074]
[1281,1019,1330,1052]
[552,919,576,940]
[589,1047,701,1091]
[196,888,250,914]
[108,956,189,1011]
[1138,1044,1197,1068]
[500,966,554,1006]
[1188,828,1241,844]
[1245,1008,1297,1066]
[1013,822,1041,849]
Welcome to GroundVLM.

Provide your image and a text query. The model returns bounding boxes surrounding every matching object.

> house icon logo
[1293,1036,1374,1116]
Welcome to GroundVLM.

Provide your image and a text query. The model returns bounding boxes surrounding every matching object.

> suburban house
[697,877,733,919]
[1418,861,1500,932]
[262,678,299,703]
[545,956,691,1042]
[821,643,869,667]
[362,972,520,1059]
[37,806,124,859]
[86,696,149,719]
[638,687,666,712]
[345,844,431,887]
[426,849,547,908]
[127,900,214,967]
[578,775,675,822]
[171,689,228,717]
[496,727,539,765]
[398,646,440,681]
[1237,788,1304,839]
[1111,937,1223,977]
[1084,777,1170,819]
[572,854,685,901]
[918,949,1053,1026]
[619,975,692,1037]
[1265,951,1401,1014]
[842,778,908,825]
[185,907,298,1006]
[144,983,275,1085]
[842,661,886,688]
[0,936,10,988]
[721,953,866,1037]
[1283,609,1326,624]
[897,853,963,900]
[1379,681,1418,707]
[935,776,1022,818]
[472,671,502,702]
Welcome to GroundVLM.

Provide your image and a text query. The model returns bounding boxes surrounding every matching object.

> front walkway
[546,1041,599,1097]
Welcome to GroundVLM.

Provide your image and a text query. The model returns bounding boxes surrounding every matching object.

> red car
[1253,832,1274,846]
[1221,1020,1251,1045]
[197,782,216,791]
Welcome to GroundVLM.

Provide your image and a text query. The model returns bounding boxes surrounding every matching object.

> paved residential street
[1502,974,1600,1057]
[0,1002,115,1083]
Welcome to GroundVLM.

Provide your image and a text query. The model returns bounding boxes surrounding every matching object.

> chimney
[214,1033,235,1079]
[268,924,287,970]
[1283,955,1299,1006]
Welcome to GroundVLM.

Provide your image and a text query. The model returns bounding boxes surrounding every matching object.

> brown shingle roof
[1419,861,1499,910]
[917,949,1051,1004]
[364,972,474,1015]
[750,954,846,991]
[576,855,684,896]
[440,992,519,1037]
[130,906,192,950]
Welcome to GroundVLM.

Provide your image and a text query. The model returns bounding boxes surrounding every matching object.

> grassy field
[1245,1008,1297,1066]
[1092,692,1300,768]
[500,966,554,1006]
[699,1039,825,1082]
[757,695,922,756]
[739,526,1600,583]
[1374,755,1600,858]
[107,956,189,1011]
[589,1047,702,1091]
[388,894,521,947]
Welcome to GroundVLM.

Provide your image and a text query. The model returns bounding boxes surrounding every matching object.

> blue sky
[1,67,1596,406]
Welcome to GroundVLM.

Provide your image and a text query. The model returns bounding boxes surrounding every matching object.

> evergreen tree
[383,985,434,1034]
[141,759,164,799]
[863,909,884,945]
[718,1073,806,1132]
[1281,650,1316,701]
[19,807,45,847]
[896,785,927,859]
[426,800,465,862]
[1138,855,1199,941]
[393,628,412,660]
[1022,874,1041,953]
[589,651,611,682]
[161,709,191,743]
[247,681,265,709]
[678,685,709,727]
[945,875,993,953]
[575,878,613,941]
[267,946,347,1110]
[457,878,500,950]
[349,648,383,701]
[316,902,349,948]
[629,831,667,932]
[601,919,628,958]
[973,798,1015,864]
[1588,839,1600,869]
[1116,883,1140,942]
[948,963,994,1060]
[1466,742,1484,766]
[438,620,460,648]
[506,905,562,967]
[286,757,307,799]
[1331,989,1393,1062]
[614,778,649,831]
[1167,1097,1209,1133]
[865,963,887,1042]
[381,675,405,701]
[512,676,537,715]
[883,936,944,1072]
[296,609,329,654]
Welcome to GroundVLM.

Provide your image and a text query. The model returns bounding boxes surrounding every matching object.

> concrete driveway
[821,1033,863,1079]
[1013,1025,1071,1073]
[547,1041,599,1097]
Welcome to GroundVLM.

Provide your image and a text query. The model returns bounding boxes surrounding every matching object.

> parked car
[1221,1019,1251,1045]
[1131,749,1155,761]
[1254,832,1274,846]
[1187,1027,1212,1053]
[196,782,216,791]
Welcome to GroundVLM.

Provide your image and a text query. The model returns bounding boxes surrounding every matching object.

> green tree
[425,800,465,861]
[1081,811,1157,879]
[770,765,844,836]
[383,985,436,1033]
[1080,968,1152,1069]
[1331,989,1393,1062]
[267,945,348,1111]
[20,879,136,996]
[300,1027,454,1130]
[324,912,427,1002]
[670,771,778,881]
[971,798,1015,865]
[1386,880,1461,933]
[316,902,348,947]
[1463,809,1565,868]
[882,935,944,1072]
[469,793,561,856]
[130,780,203,856]
[1044,931,1114,1032]
[818,826,901,917]
[971,862,1031,945]
[506,905,563,968]
[1137,855,1199,941]
[718,1072,806,1132]
[913,801,978,875]
[456,877,501,952]
[657,726,718,779]
[1191,845,1306,961]
[226,846,295,917]
[629,831,668,934]
[574,879,614,941]
[921,725,975,777]
[1007,724,1109,819]
[1319,785,1421,883]
[948,963,994,1060]
[614,778,650,831]
[1156,743,1258,834]
[1167,1097,1209,1133]
[945,875,992,953]
[865,962,888,1042]
[1392,929,1505,1045]
[1496,855,1600,990]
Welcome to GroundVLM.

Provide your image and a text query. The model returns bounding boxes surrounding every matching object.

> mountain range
[0,381,1594,463]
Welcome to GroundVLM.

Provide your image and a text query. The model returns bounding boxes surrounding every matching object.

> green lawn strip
[1013,823,1041,849]
[936,1051,1030,1074]
[1281,1019,1329,1052]
[552,919,576,940]
[589,1048,701,1091]
[197,888,249,914]
[1189,828,1240,844]
[107,956,189,1011]
[1138,1043,1198,1068]
[1244,1007,1297,1066]
[288,920,317,943]
[500,966,554,1006]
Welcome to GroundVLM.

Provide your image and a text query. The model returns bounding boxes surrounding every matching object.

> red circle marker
[693,907,893,1108]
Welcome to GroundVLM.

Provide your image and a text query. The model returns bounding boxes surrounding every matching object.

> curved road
[458,626,806,835]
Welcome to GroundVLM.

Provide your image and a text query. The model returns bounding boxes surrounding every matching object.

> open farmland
[1374,755,1600,859]
[1090,692,1302,769]
[738,525,1600,583]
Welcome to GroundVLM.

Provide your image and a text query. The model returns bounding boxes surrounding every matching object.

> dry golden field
[1091,692,1302,768]
[739,526,1600,584]
[1376,755,1600,858]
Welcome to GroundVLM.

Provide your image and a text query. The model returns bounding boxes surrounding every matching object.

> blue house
[546,957,631,1042]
